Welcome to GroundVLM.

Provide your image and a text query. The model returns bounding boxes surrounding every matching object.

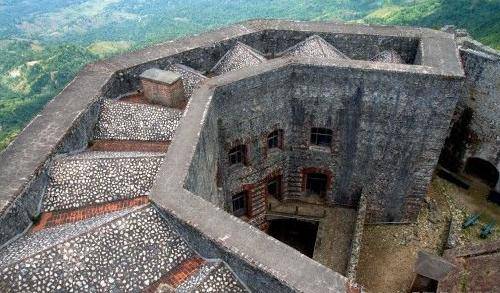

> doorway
[267,218,319,257]
[267,176,282,200]
[464,157,499,188]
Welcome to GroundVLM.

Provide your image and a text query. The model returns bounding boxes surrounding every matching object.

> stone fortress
[0,20,498,292]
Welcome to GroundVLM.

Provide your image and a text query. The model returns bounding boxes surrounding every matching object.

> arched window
[310,127,333,147]
[267,129,284,149]
[228,144,247,165]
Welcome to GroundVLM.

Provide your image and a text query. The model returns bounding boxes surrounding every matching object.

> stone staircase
[0,63,249,292]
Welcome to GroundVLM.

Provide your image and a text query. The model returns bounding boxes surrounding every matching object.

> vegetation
[363,0,500,49]
[0,0,498,150]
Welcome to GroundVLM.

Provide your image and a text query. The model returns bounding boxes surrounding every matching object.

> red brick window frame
[301,167,332,197]
[232,191,248,217]
[267,129,284,150]
[228,144,248,166]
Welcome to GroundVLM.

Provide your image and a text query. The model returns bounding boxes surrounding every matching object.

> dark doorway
[464,158,499,188]
[305,173,328,196]
[410,275,438,293]
[267,176,282,199]
[488,190,500,205]
[268,218,319,257]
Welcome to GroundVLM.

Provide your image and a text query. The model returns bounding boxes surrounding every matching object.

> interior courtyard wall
[198,64,461,223]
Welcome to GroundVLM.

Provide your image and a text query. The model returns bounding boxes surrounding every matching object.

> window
[310,128,333,147]
[267,129,283,149]
[232,192,247,217]
[305,173,328,196]
[267,176,282,199]
[228,145,247,165]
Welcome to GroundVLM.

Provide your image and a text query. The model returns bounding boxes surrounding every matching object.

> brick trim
[144,257,206,292]
[31,196,150,232]
[89,140,170,152]
[300,167,333,194]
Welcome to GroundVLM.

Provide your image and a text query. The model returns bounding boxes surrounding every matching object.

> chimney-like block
[140,68,185,108]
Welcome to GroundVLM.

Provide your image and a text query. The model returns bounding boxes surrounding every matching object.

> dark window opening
[267,129,283,149]
[310,127,333,147]
[305,173,328,196]
[232,192,247,217]
[267,176,282,199]
[229,145,247,165]
[464,158,499,188]
[268,218,319,257]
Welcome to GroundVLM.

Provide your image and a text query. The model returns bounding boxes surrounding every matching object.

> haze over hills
[0,0,499,150]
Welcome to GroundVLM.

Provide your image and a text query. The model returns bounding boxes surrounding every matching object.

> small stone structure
[140,68,186,108]
[410,251,455,292]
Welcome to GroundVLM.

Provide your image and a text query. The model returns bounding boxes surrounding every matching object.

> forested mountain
[1,0,498,150]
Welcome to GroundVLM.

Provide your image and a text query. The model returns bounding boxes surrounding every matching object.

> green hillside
[0,0,499,150]
[363,0,500,49]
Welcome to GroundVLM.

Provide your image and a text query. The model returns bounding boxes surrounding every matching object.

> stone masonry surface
[0,207,141,267]
[167,63,207,97]
[0,20,473,293]
[42,152,163,212]
[211,42,267,75]
[199,60,462,223]
[370,49,404,64]
[175,262,218,292]
[95,100,182,141]
[194,261,248,292]
[0,206,196,292]
[277,35,350,60]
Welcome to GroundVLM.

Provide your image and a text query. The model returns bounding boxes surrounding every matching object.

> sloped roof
[371,49,404,64]
[211,42,267,75]
[277,35,349,60]
[167,63,207,96]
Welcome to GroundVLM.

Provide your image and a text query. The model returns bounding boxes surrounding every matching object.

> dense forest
[1,0,499,150]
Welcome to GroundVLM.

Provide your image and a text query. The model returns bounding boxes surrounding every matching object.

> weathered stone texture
[95,100,182,141]
[141,78,186,108]
[197,63,461,223]
[42,152,163,212]
[0,20,468,292]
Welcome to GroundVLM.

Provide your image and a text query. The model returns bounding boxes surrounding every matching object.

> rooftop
[140,68,181,85]
[0,19,466,292]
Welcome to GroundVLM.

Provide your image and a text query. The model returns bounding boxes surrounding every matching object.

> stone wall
[439,33,500,193]
[346,190,368,281]
[459,45,500,192]
[198,63,461,223]
[184,98,223,207]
